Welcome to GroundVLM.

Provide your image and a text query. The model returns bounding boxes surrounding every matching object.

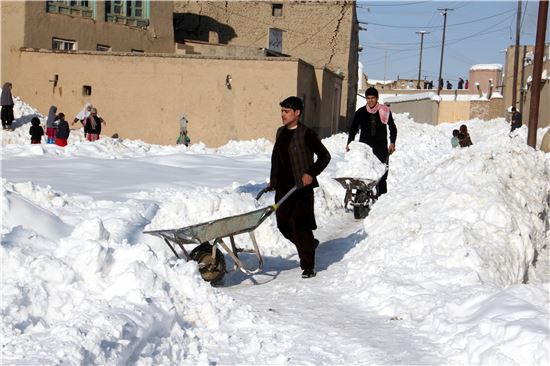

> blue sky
[357,1,547,84]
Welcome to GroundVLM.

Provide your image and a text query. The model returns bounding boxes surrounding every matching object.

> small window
[272,3,283,17]
[82,85,92,96]
[52,37,77,51]
[96,44,111,51]
[131,49,144,53]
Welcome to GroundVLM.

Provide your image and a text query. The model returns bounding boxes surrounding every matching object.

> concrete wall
[172,1,358,132]
[439,101,471,123]
[10,50,340,147]
[469,98,505,121]
[385,98,439,125]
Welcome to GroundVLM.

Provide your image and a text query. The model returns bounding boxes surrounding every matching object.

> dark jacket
[85,115,102,135]
[270,123,331,190]
[56,120,70,139]
[347,106,397,162]
[29,125,44,141]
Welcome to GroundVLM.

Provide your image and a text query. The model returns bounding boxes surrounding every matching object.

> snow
[470,64,503,71]
[2,94,550,365]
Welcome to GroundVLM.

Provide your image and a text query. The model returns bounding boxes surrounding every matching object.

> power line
[357,1,430,8]
[358,8,514,29]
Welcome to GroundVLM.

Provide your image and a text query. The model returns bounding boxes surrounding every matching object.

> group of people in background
[2,81,106,145]
[422,78,468,90]
[451,124,473,148]
[28,103,104,146]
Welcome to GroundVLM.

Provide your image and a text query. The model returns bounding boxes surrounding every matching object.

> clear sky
[357,0,547,84]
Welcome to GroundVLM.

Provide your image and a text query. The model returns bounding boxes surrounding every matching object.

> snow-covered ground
[1,96,549,365]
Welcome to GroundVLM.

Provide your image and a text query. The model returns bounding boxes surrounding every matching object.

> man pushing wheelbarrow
[269,96,331,279]
[146,96,330,284]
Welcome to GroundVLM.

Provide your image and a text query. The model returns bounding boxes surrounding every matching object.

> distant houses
[0,1,360,146]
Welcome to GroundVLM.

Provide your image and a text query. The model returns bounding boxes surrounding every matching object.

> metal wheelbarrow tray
[334,165,388,219]
[144,186,297,284]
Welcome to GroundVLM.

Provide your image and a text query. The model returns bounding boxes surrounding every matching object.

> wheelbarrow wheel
[190,243,226,285]
[353,204,370,219]
[353,190,371,219]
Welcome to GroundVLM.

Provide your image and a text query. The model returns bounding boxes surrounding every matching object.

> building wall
[172,1,358,131]
[439,101,471,123]
[20,1,175,53]
[468,68,502,95]
[1,2,26,84]
[11,50,339,146]
[503,44,550,127]
[469,98,504,121]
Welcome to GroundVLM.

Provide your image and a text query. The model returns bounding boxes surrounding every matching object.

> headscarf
[46,105,57,128]
[75,103,93,121]
[366,103,391,124]
[1,82,14,106]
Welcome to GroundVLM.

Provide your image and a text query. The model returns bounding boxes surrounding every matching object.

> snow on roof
[383,92,435,103]
[470,64,503,71]
[367,79,394,85]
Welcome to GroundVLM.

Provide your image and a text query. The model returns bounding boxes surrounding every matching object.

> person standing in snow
[1,82,15,130]
[451,129,460,148]
[55,112,70,147]
[29,117,44,144]
[458,124,473,147]
[45,105,58,144]
[84,107,105,142]
[346,87,397,196]
[510,107,522,132]
[73,103,93,134]
[269,96,331,279]
[176,113,191,146]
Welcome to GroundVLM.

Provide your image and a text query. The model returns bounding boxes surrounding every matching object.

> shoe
[301,269,316,279]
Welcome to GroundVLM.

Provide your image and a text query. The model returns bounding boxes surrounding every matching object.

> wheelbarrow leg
[215,235,264,275]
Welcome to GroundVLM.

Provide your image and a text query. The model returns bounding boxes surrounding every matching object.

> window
[96,44,112,51]
[52,38,77,51]
[82,85,92,96]
[272,3,283,17]
[131,49,144,53]
[106,0,149,27]
[46,1,93,18]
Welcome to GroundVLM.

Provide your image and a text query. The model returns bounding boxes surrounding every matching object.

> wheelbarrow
[144,186,297,284]
[334,166,388,219]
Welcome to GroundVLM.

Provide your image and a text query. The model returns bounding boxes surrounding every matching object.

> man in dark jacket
[346,87,397,195]
[270,96,331,279]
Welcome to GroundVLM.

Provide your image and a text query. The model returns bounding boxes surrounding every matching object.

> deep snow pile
[1,95,549,364]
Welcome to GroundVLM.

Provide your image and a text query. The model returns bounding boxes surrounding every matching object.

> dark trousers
[372,147,389,196]
[275,188,317,270]
[1,105,14,128]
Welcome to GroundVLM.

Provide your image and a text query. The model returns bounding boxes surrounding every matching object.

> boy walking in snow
[347,87,397,195]
[269,96,331,279]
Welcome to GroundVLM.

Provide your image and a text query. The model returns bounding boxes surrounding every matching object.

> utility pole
[527,0,548,148]
[511,0,522,109]
[437,8,452,95]
[416,31,429,89]
[383,50,388,86]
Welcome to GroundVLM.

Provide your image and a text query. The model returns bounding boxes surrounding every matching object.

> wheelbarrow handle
[255,186,274,200]
[272,185,298,210]
[255,185,299,209]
